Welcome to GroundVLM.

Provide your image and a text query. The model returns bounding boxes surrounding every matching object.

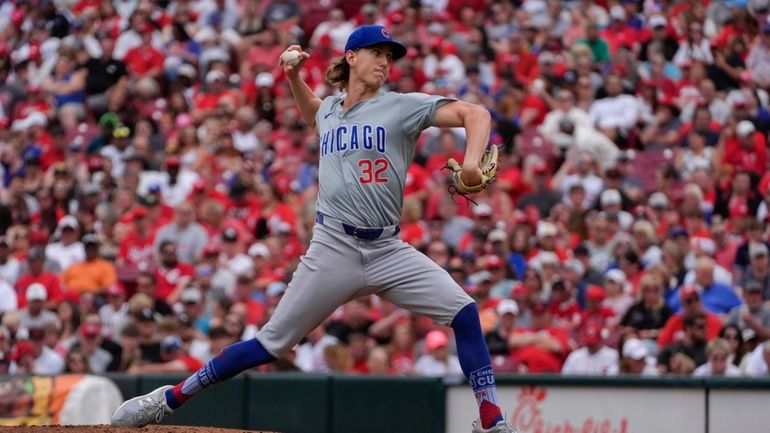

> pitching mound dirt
[0,426,277,433]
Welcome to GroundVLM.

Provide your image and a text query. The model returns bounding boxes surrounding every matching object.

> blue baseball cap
[344,25,407,60]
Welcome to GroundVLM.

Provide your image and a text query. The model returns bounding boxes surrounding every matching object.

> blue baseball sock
[451,303,503,429]
[165,338,275,409]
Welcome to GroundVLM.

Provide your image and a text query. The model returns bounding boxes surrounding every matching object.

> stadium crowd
[2,0,770,379]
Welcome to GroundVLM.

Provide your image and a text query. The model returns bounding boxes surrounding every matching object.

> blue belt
[315,213,400,241]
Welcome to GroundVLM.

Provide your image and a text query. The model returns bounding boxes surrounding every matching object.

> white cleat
[472,418,518,433]
[111,385,174,427]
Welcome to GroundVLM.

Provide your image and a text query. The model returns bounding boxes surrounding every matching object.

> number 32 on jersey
[358,158,389,184]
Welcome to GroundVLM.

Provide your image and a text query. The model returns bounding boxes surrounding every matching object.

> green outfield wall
[102,374,770,433]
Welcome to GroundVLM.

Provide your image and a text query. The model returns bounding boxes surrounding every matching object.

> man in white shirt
[0,278,16,313]
[562,323,619,375]
[0,236,21,285]
[19,283,59,330]
[588,74,639,137]
[45,216,86,272]
[744,340,770,377]
[540,90,593,141]
[295,325,339,373]
[415,330,463,377]
[621,338,659,376]
[99,284,130,341]
[29,327,64,375]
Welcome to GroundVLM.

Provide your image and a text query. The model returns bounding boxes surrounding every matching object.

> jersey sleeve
[398,92,456,138]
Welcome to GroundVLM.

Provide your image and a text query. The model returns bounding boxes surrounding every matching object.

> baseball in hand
[281,50,301,67]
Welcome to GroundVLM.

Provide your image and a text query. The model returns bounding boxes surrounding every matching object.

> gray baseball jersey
[256,91,474,357]
[315,91,454,227]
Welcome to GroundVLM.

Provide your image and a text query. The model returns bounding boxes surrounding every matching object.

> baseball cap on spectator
[496,299,519,317]
[487,229,507,243]
[538,51,556,65]
[203,244,222,257]
[222,227,238,242]
[533,251,559,269]
[469,270,493,285]
[536,222,558,238]
[609,5,626,20]
[344,25,407,60]
[750,243,769,258]
[737,120,756,137]
[26,283,47,302]
[165,156,181,168]
[80,322,101,338]
[181,288,203,304]
[600,189,622,208]
[10,341,35,362]
[107,283,126,297]
[267,282,288,298]
[745,280,764,293]
[425,330,448,351]
[586,285,606,301]
[583,323,604,344]
[161,335,182,354]
[248,243,270,258]
[622,338,648,360]
[177,63,196,79]
[206,70,226,84]
[648,15,667,29]
[485,255,504,270]
[137,308,155,322]
[82,234,100,245]
[680,285,700,300]
[255,72,274,88]
[564,259,585,276]
[58,215,79,231]
[605,269,626,286]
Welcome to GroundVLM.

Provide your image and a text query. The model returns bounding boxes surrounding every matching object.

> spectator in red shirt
[580,285,616,328]
[509,303,571,373]
[494,32,536,85]
[722,120,768,176]
[155,241,195,302]
[15,247,63,309]
[231,272,267,326]
[123,25,164,80]
[658,286,722,348]
[549,280,581,330]
[601,6,641,55]
[118,207,154,269]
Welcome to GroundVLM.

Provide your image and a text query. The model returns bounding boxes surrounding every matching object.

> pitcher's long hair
[325,56,350,92]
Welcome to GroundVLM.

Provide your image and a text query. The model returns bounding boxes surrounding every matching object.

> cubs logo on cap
[344,25,407,60]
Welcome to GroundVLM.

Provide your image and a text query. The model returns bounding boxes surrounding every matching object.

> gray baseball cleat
[111,385,174,427]
[472,418,518,433]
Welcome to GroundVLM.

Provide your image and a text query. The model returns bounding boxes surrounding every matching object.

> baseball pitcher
[112,25,512,433]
